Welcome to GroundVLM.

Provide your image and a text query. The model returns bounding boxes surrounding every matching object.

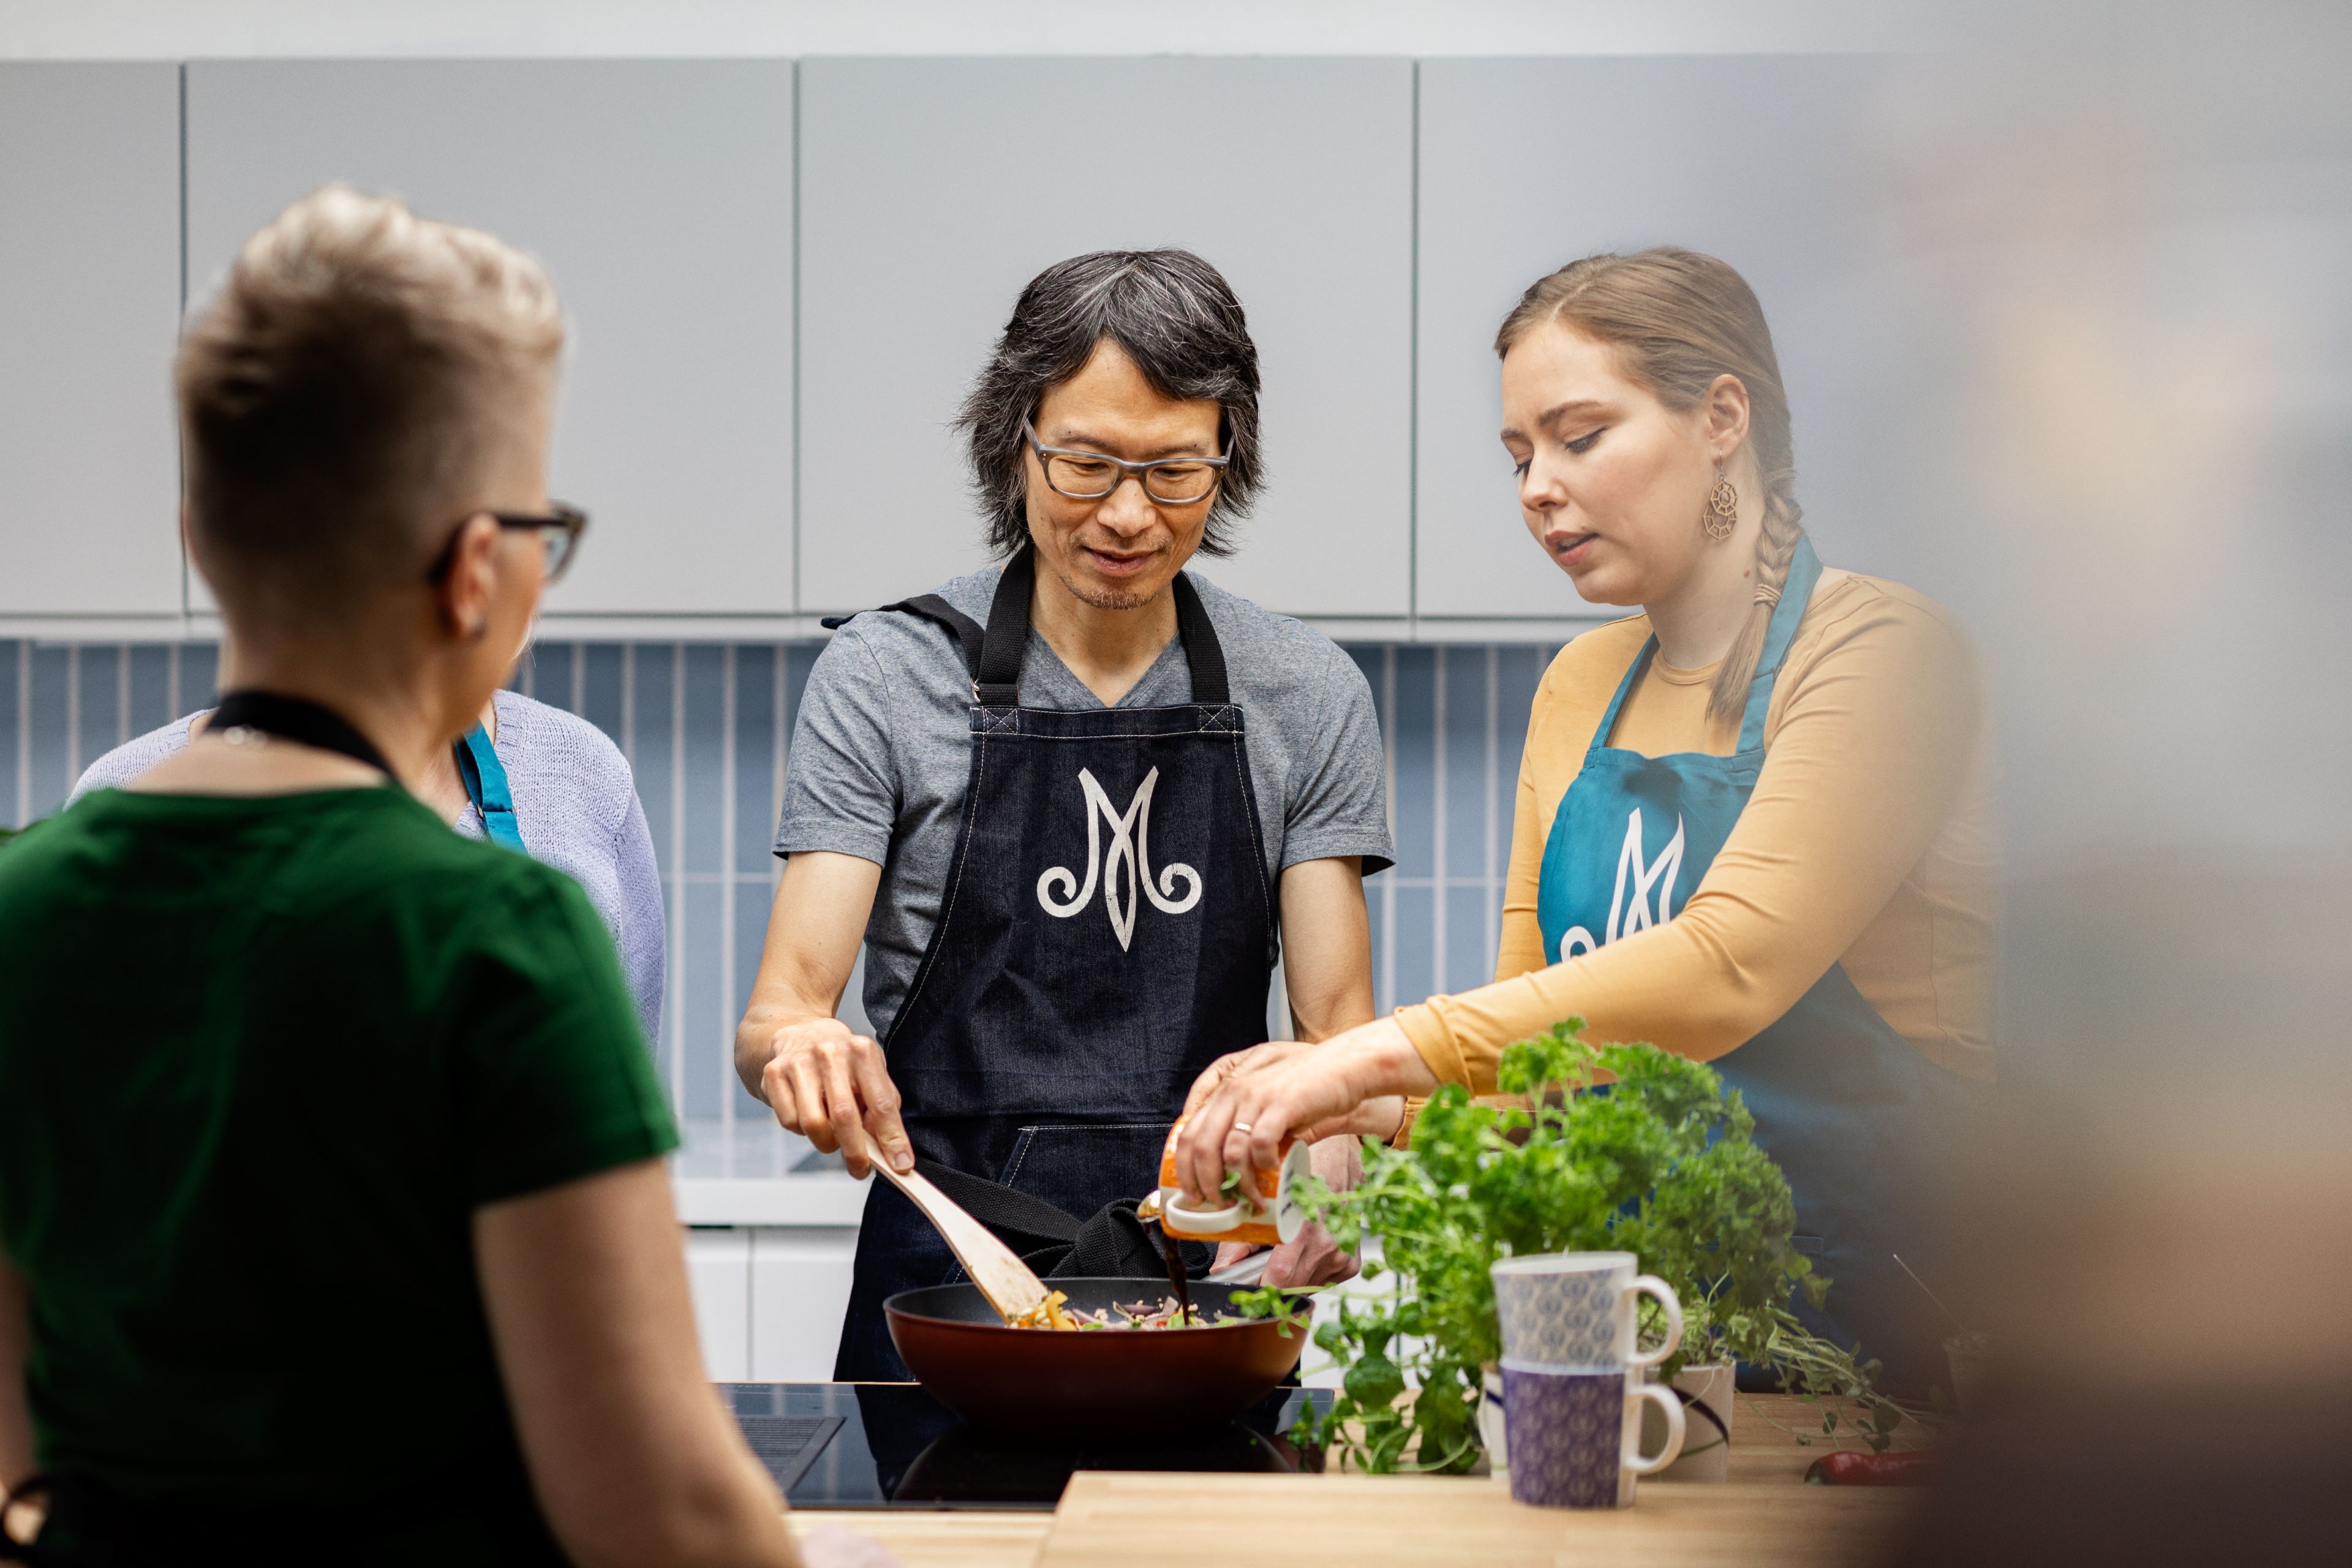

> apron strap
[1588,638,1659,757]
[1589,535,1825,759]
[1734,537,1823,755]
[1170,571,1231,706]
[824,594,989,682]
[974,548,1037,707]
[454,723,526,851]
[973,543,1232,708]
[209,690,396,775]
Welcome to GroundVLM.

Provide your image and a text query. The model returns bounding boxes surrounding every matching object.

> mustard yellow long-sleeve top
[1396,568,1995,1093]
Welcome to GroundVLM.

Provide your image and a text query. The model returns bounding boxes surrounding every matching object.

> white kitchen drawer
[748,1226,861,1382]
[685,1226,755,1383]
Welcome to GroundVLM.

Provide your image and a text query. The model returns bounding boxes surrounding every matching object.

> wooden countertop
[788,1395,1927,1568]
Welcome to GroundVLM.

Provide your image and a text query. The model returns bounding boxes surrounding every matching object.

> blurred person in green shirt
[0,186,884,1568]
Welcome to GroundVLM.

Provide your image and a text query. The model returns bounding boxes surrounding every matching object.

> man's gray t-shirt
[775,567,1394,1039]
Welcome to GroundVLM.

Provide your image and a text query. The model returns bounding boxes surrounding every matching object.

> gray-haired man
[733,250,1393,1380]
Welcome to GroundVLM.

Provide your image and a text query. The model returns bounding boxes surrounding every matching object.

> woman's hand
[1210,1135,1365,1286]
[1175,1018,1439,1204]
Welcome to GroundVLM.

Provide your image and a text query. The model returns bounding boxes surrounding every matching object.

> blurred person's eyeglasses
[1021,418,1227,506]
[426,503,589,585]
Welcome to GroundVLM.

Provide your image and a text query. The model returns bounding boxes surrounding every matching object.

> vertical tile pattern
[4,636,1559,1175]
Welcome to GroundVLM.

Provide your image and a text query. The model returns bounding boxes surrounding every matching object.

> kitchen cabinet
[747,1226,861,1382]
[686,1227,755,1382]
[0,64,183,621]
[1415,55,1932,622]
[797,58,1413,622]
[183,60,796,618]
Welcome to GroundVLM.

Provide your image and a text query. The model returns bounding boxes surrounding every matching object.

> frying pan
[884,1277,1308,1436]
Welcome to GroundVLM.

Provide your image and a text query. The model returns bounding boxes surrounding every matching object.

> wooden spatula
[856,1127,1052,1326]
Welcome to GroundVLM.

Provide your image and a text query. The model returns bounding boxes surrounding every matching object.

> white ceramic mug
[1490,1251,1683,1371]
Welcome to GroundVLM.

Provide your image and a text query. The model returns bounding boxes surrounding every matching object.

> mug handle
[1160,1188,1246,1234]
[1623,1382,1687,1475]
[1624,1274,1684,1370]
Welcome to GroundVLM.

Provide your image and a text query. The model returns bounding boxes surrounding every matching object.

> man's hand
[1176,1018,1437,1204]
[734,853,905,1178]
[755,1017,911,1178]
[1215,1222,1360,1288]
[1208,1118,1366,1287]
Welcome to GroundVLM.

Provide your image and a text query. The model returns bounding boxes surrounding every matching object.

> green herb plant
[1286,1017,1903,1472]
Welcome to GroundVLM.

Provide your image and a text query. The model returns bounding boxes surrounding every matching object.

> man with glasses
[735,250,1394,1380]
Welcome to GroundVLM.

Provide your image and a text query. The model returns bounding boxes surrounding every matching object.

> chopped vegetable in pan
[1008,1290,1235,1330]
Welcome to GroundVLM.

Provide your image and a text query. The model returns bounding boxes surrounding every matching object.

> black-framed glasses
[1020,418,1228,505]
[426,502,589,584]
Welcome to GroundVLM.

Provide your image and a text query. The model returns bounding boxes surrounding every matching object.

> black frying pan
[884,1278,1308,1436]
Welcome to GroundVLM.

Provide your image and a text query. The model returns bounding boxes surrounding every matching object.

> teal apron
[1534,540,1965,1394]
[454,724,526,851]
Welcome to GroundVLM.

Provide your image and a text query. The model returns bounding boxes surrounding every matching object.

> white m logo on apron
[1559,807,1686,962]
[1036,766,1204,951]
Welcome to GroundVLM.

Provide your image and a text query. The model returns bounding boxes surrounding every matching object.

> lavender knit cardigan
[70,690,666,1046]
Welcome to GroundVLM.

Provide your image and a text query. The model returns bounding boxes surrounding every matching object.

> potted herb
[1286,1017,1902,1474]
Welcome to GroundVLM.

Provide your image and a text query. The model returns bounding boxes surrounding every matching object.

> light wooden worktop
[788,1393,1925,1568]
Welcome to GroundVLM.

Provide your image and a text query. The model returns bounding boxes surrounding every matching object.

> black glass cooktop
[719,1382,1331,1511]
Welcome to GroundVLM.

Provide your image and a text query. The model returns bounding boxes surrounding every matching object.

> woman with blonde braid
[1174,248,1993,1392]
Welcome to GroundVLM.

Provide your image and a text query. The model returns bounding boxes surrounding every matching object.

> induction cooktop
[718,1382,1332,1511]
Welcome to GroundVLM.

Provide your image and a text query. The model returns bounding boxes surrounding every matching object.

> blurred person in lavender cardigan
[75,682,665,1045]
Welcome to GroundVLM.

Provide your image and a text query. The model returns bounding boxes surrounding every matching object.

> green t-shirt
[0,785,677,1535]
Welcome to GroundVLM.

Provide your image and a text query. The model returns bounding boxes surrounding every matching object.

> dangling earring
[1702,466,1739,541]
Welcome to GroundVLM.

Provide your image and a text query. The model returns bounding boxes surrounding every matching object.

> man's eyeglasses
[426,502,589,585]
[1021,418,1228,506]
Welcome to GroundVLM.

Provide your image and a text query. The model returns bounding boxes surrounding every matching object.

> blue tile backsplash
[4,636,1558,1178]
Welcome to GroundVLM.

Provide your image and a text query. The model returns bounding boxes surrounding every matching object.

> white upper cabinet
[798,58,1413,620]
[0,64,182,619]
[184,61,796,617]
[1415,56,1923,621]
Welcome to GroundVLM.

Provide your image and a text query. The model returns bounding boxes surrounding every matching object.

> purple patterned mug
[1499,1363,1686,1509]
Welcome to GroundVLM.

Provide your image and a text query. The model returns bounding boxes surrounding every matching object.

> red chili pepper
[1804,1449,1941,1487]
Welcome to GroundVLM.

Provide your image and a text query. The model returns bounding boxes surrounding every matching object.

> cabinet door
[0,64,182,618]
[184,61,794,616]
[684,1227,753,1383]
[1416,56,1923,620]
[799,58,1412,620]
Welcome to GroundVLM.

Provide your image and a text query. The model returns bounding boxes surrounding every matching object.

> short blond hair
[178,184,564,621]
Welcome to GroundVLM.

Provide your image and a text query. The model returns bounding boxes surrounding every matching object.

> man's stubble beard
[1047,552,1164,614]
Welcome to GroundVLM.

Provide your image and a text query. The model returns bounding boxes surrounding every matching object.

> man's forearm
[734,851,883,1098]
[1278,858,1376,1042]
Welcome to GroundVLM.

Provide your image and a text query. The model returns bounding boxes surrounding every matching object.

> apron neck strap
[1734,535,1822,753]
[975,543,1230,707]
[1585,535,1825,758]
[454,722,526,850]
[1588,638,1657,756]
[209,690,394,776]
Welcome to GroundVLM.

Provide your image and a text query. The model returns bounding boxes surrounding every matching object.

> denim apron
[1534,540,1964,1393]
[832,546,1278,1380]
